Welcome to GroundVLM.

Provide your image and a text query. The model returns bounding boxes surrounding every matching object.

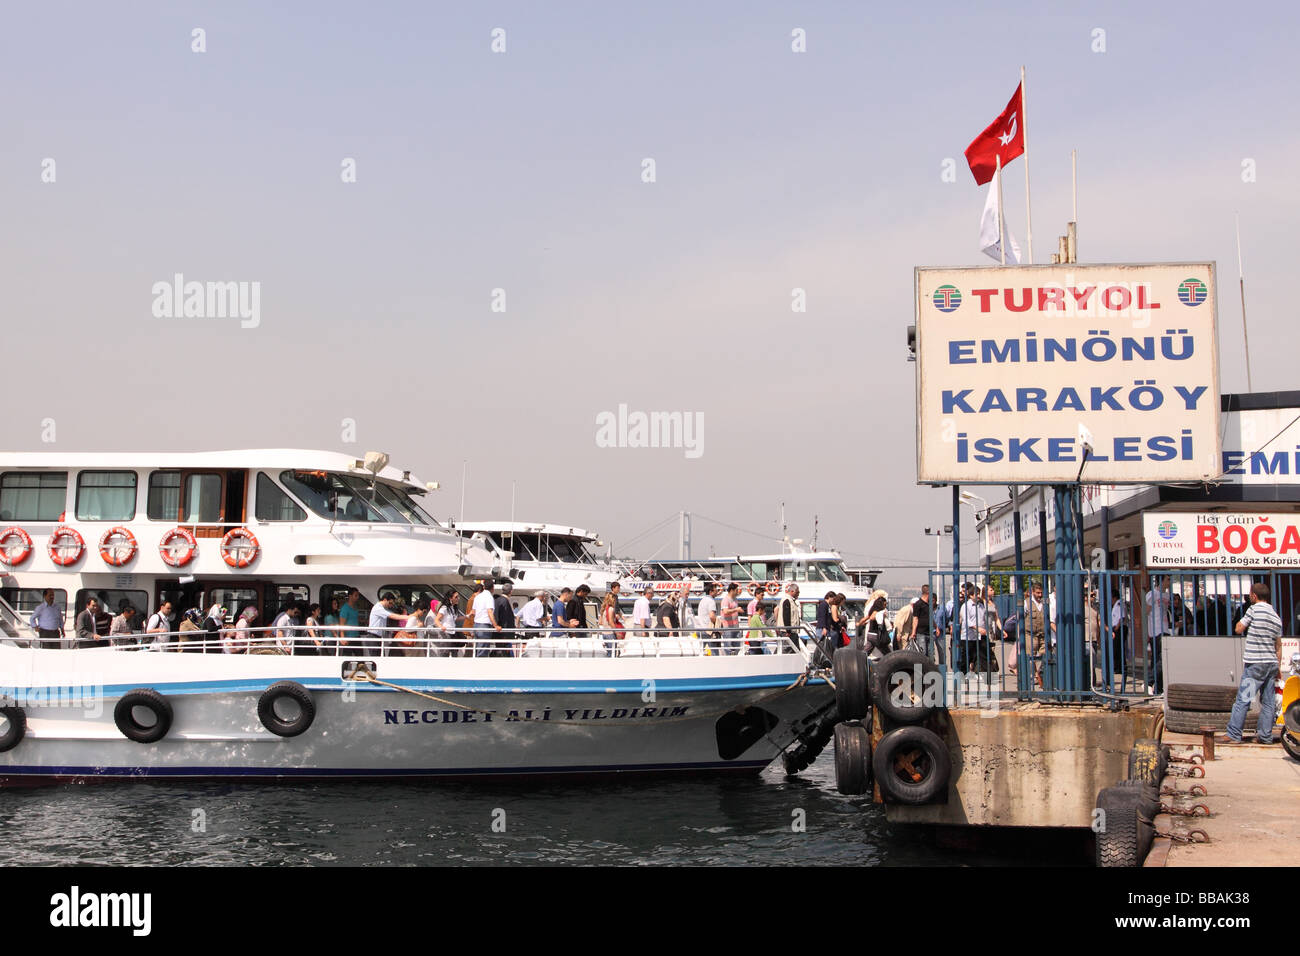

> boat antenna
[813,514,819,551]
[781,502,787,554]
[458,460,467,562]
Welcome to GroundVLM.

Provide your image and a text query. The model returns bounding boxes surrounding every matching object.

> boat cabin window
[320,584,374,618]
[184,473,222,523]
[370,483,435,526]
[817,562,849,583]
[147,471,181,520]
[147,469,247,527]
[544,537,593,563]
[75,471,138,521]
[280,471,386,523]
[255,473,307,522]
[379,584,436,612]
[1,587,67,618]
[0,472,68,522]
[730,562,770,581]
[75,588,148,623]
[270,584,310,616]
[207,587,260,624]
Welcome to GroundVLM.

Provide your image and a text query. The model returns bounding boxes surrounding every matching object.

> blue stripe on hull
[0,759,773,783]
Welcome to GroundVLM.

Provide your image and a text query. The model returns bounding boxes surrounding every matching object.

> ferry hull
[0,647,831,784]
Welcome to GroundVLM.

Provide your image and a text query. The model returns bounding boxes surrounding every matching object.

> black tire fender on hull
[0,706,26,753]
[113,688,173,744]
[257,681,317,738]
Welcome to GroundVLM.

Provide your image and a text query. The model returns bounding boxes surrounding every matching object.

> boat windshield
[279,471,439,525]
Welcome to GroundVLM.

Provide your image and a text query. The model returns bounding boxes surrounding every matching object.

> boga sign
[915,263,1221,484]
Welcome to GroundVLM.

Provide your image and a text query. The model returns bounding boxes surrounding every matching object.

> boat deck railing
[3,623,821,660]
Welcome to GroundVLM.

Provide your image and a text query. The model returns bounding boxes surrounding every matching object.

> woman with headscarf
[225,606,258,654]
[203,604,226,654]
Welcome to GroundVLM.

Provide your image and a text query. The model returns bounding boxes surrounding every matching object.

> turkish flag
[964,83,1024,185]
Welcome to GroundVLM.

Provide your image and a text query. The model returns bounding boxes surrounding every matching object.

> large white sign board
[1146,511,1300,568]
[916,263,1220,484]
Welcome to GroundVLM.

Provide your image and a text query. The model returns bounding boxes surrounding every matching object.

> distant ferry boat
[620,550,880,632]
[0,450,832,784]
[449,522,623,596]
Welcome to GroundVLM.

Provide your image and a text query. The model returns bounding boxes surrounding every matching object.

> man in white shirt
[470,582,500,658]
[631,588,653,636]
[696,582,719,651]
[519,591,548,629]
[272,605,302,655]
[1144,576,1170,693]
[146,600,174,650]
[957,583,987,674]
[29,589,64,649]
[367,594,410,657]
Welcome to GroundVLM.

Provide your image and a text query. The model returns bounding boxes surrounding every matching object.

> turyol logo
[932,285,962,312]
[1157,520,1178,539]
[1177,278,1207,307]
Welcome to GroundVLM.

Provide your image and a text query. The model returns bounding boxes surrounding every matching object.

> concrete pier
[885,703,1162,828]
[1148,732,1300,866]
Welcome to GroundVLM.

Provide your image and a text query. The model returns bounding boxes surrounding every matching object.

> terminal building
[978,390,1300,664]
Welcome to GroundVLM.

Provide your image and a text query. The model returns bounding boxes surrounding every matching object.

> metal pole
[996,156,1006,265]
[1037,486,1049,570]
[1236,212,1253,392]
[1021,65,1033,264]
[952,486,961,577]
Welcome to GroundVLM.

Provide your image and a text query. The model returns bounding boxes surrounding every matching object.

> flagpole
[1236,212,1253,392]
[996,156,1006,265]
[1021,65,1033,264]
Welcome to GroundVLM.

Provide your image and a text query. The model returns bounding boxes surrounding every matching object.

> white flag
[979,166,1022,264]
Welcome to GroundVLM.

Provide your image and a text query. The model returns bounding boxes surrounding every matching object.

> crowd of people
[31,578,820,658]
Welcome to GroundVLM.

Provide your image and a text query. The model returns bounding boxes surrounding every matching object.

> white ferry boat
[0,450,833,784]
[620,549,880,633]
[450,522,622,597]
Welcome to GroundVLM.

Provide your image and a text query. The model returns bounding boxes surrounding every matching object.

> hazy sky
[4,1,1297,587]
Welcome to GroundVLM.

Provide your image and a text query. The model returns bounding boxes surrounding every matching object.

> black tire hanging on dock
[1095,780,1159,867]
[833,722,872,795]
[0,706,26,753]
[872,650,941,725]
[257,682,316,738]
[1163,706,1258,736]
[1127,738,1169,787]
[832,648,870,723]
[872,725,951,805]
[1165,684,1239,712]
[113,688,173,744]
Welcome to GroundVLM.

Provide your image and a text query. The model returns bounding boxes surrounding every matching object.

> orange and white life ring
[0,527,33,567]
[220,527,260,569]
[98,527,138,566]
[47,526,86,566]
[159,527,198,568]
[766,581,781,596]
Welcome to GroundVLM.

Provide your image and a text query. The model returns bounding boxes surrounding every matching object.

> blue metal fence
[915,567,1300,707]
